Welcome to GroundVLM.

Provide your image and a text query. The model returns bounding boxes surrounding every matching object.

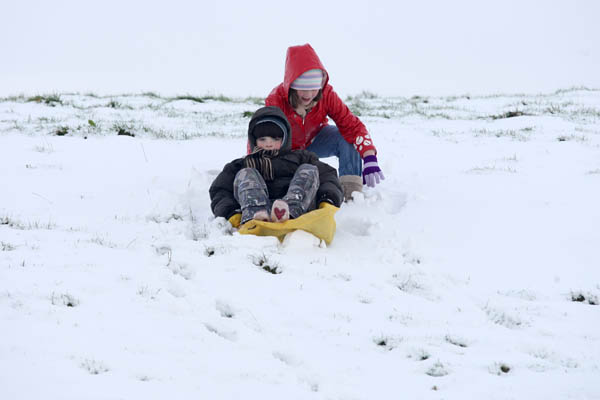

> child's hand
[362,155,385,187]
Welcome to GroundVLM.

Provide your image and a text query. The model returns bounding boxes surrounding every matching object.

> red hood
[283,43,329,96]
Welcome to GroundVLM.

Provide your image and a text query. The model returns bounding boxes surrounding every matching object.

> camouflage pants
[233,164,319,224]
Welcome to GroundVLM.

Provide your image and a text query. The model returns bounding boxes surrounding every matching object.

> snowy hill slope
[1,89,599,399]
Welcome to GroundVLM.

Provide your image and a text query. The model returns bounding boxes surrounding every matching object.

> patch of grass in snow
[500,153,519,162]
[408,348,430,361]
[168,94,235,103]
[544,102,576,115]
[89,235,118,249]
[80,358,109,375]
[0,94,26,102]
[137,285,161,300]
[557,134,587,143]
[388,312,414,326]
[250,253,282,274]
[426,361,450,377]
[527,347,580,369]
[167,261,195,280]
[498,289,537,301]
[431,129,455,137]
[0,215,56,230]
[344,91,378,105]
[1,241,16,251]
[347,98,366,116]
[141,91,161,98]
[394,273,424,293]
[483,303,527,329]
[51,292,80,307]
[466,165,517,174]
[575,107,600,118]
[25,163,63,171]
[36,116,62,124]
[171,95,206,103]
[147,213,183,224]
[203,245,226,257]
[486,109,528,120]
[154,245,173,266]
[570,290,598,305]
[107,99,121,108]
[113,122,135,137]
[54,125,69,136]
[489,362,511,375]
[204,323,237,341]
[189,218,233,241]
[165,93,261,105]
[33,141,55,153]
[444,335,468,348]
[553,86,598,95]
[146,128,208,140]
[244,96,265,105]
[216,301,235,318]
[105,99,133,109]
[402,251,422,265]
[189,223,210,241]
[26,94,63,107]
[201,94,234,102]
[373,335,402,351]
[411,107,454,120]
[473,128,530,141]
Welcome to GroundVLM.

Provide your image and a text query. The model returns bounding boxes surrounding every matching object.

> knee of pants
[234,168,266,189]
[292,164,319,184]
[234,167,260,181]
[234,168,268,201]
[339,141,361,160]
[338,144,362,177]
[297,164,319,176]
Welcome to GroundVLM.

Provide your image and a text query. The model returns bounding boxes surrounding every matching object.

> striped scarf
[243,148,279,181]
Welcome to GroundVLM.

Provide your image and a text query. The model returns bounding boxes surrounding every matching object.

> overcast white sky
[2,0,599,98]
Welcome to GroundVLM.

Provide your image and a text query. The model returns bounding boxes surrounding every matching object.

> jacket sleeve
[322,86,377,158]
[302,151,343,207]
[209,160,243,219]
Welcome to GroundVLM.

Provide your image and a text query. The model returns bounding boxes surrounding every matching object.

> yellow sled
[228,202,339,245]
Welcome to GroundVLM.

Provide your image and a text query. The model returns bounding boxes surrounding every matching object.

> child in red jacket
[266,43,384,200]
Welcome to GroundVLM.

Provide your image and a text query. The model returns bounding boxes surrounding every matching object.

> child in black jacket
[210,106,343,225]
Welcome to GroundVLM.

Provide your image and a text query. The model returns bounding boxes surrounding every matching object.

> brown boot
[339,175,363,202]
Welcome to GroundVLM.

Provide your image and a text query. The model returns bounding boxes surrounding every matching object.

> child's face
[297,89,320,107]
[256,136,283,150]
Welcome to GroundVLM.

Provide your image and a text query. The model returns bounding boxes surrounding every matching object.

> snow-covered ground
[1,89,599,399]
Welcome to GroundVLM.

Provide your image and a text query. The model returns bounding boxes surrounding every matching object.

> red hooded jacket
[265,44,376,158]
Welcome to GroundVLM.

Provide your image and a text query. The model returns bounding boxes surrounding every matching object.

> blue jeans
[306,125,362,177]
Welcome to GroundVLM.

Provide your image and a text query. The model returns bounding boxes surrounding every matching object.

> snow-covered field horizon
[1,87,599,399]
